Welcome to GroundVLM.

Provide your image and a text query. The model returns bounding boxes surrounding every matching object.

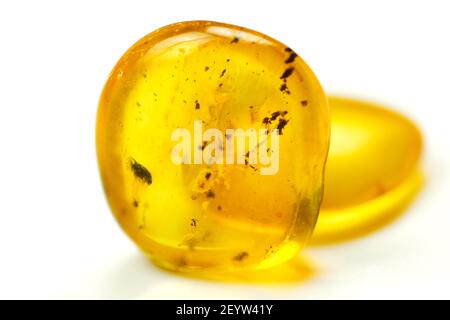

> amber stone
[97,21,329,271]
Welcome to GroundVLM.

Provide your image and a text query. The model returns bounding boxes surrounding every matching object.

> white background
[0,0,449,299]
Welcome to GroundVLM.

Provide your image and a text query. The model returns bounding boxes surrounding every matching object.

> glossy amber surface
[312,97,423,243]
[97,21,329,271]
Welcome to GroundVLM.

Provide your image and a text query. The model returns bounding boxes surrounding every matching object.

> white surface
[0,0,449,299]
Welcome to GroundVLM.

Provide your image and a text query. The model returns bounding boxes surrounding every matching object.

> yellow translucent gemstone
[96,21,329,271]
[312,96,423,244]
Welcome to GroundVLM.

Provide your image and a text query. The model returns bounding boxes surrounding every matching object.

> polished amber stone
[97,21,329,271]
[312,97,423,244]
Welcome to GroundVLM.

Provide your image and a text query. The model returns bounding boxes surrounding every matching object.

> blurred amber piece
[312,96,423,244]
[97,21,329,271]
